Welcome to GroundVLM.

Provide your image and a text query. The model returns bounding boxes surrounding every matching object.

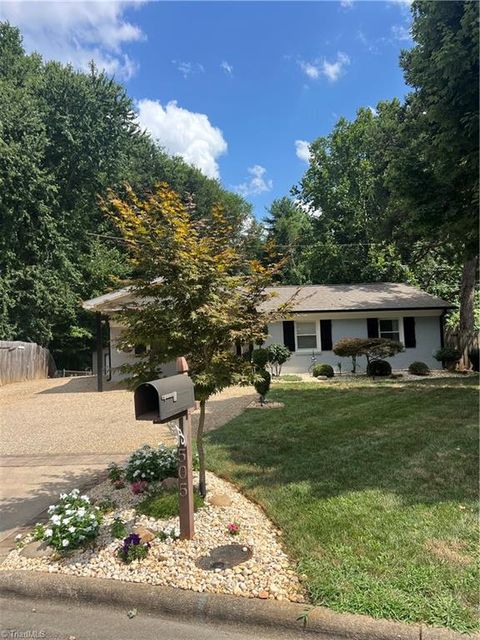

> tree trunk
[196,399,207,498]
[459,255,478,369]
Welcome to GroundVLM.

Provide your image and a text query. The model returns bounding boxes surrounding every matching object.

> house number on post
[175,355,194,539]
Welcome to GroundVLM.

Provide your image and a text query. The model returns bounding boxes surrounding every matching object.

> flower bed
[2,471,305,603]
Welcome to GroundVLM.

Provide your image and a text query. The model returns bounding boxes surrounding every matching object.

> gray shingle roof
[83,281,452,314]
[262,282,452,312]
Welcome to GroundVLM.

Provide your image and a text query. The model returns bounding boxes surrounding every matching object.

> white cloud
[137,99,227,179]
[299,61,320,80]
[220,60,234,76]
[391,24,412,41]
[172,60,205,79]
[234,165,273,197]
[368,106,378,116]
[340,0,354,8]
[0,0,145,80]
[298,52,350,83]
[322,52,350,82]
[295,140,311,163]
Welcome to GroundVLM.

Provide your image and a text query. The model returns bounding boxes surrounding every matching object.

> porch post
[96,312,103,392]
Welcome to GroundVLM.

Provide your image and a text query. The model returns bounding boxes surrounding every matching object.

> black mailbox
[134,374,195,423]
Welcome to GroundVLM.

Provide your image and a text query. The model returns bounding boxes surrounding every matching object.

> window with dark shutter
[283,320,296,352]
[403,317,416,348]
[320,320,333,351]
[367,318,379,338]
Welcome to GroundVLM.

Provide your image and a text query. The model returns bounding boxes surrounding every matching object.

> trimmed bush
[367,360,392,377]
[312,363,334,378]
[266,343,291,376]
[469,348,479,372]
[408,361,430,376]
[434,347,462,364]
[254,369,271,402]
[251,348,269,370]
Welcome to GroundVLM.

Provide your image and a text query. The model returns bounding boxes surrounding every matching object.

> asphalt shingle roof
[262,282,451,312]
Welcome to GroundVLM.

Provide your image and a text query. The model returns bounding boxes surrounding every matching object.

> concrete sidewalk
[0,453,125,550]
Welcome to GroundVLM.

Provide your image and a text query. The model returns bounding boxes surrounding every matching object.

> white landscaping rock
[1,471,306,604]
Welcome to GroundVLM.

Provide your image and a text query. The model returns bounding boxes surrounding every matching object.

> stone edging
[0,571,469,640]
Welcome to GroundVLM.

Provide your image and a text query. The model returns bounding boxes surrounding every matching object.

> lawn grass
[206,376,479,632]
[137,490,204,519]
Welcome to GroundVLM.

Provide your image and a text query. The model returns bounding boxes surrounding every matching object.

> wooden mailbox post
[133,357,195,540]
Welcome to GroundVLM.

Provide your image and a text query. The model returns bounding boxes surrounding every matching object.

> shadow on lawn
[206,379,479,507]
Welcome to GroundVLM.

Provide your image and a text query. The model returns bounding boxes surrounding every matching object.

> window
[295,321,318,350]
[379,319,400,342]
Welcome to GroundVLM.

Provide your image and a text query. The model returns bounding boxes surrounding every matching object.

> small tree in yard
[104,183,289,497]
[267,343,291,377]
[333,337,403,373]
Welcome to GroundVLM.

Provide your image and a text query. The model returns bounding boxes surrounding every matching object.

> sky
[0,0,414,219]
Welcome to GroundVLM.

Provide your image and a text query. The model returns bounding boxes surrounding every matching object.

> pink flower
[227,522,240,536]
[131,480,149,495]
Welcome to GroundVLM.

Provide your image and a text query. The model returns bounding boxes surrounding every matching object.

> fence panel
[0,341,56,385]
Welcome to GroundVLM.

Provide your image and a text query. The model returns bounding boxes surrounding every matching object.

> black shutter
[283,321,296,352]
[320,320,333,351]
[403,317,416,348]
[367,318,379,338]
[235,340,242,356]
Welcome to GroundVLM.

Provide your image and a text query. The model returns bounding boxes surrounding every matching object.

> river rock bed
[1,471,306,603]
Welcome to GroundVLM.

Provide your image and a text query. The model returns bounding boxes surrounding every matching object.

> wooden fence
[0,341,56,385]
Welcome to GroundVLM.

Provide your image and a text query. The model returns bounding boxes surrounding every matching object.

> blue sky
[1,0,413,219]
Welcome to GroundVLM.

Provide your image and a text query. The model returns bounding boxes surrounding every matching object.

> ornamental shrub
[266,343,291,376]
[434,347,462,363]
[366,359,392,377]
[37,489,101,551]
[125,444,178,483]
[254,369,271,403]
[251,348,269,370]
[312,363,334,378]
[408,361,430,376]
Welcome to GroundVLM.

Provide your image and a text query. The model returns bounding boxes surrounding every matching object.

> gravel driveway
[0,376,256,455]
[0,377,255,546]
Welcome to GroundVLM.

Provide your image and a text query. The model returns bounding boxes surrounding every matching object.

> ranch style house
[83,282,452,387]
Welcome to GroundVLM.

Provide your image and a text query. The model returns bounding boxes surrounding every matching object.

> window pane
[296,322,316,336]
[381,331,400,342]
[379,319,398,332]
[298,335,317,349]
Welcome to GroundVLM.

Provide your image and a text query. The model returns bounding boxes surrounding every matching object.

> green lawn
[206,377,479,632]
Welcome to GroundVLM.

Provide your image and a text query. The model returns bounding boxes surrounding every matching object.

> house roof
[260,282,452,313]
[83,281,452,315]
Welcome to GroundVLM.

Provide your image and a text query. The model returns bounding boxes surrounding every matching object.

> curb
[0,571,471,640]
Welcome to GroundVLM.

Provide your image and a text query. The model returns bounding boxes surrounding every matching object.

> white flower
[15,534,22,541]
[51,515,61,525]
[68,526,76,533]
[63,517,71,525]
[60,493,66,500]
[70,489,80,497]
[81,495,90,503]
[44,529,53,538]
[48,505,55,514]
[62,539,69,547]
[77,507,86,517]
[65,509,74,516]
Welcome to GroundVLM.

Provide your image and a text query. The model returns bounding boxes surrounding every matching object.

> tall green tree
[394,0,478,341]
[264,197,313,284]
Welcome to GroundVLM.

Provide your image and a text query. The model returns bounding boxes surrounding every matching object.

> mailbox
[134,374,195,423]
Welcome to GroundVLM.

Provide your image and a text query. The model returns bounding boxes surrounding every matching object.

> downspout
[439,309,447,370]
[96,312,103,392]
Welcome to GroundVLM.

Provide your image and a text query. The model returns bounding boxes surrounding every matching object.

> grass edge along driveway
[206,377,479,633]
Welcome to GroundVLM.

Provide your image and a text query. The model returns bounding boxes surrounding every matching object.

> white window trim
[378,317,404,344]
[294,320,322,352]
